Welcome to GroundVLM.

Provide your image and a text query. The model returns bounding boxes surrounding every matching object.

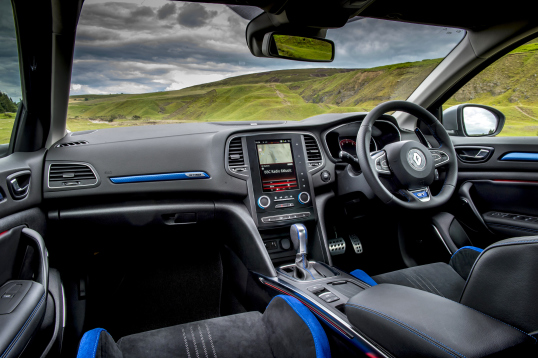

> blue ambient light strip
[110,171,210,184]
[501,152,538,161]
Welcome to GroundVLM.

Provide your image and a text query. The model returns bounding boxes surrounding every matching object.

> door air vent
[48,163,98,189]
[56,140,89,148]
[228,137,248,175]
[303,134,323,169]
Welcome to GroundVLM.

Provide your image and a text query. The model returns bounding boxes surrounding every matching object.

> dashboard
[43,112,412,231]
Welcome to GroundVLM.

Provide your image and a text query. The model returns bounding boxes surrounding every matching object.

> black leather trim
[0,281,46,358]
[460,237,538,335]
[346,284,535,358]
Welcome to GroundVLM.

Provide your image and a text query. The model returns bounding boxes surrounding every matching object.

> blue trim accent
[1,293,46,358]
[501,152,538,161]
[76,328,107,358]
[412,190,429,199]
[110,172,210,184]
[450,246,482,259]
[349,269,377,286]
[271,295,331,358]
[346,304,464,358]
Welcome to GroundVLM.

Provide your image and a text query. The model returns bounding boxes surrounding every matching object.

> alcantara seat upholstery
[76,295,331,358]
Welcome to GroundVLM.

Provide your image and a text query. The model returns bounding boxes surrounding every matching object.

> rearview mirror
[262,32,335,62]
[443,104,505,137]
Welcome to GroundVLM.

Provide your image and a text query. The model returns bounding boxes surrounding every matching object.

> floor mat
[86,229,223,339]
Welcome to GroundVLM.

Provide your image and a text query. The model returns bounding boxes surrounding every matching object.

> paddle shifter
[290,224,318,280]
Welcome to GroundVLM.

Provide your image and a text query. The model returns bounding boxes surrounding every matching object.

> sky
[0,0,21,101]
[0,0,466,99]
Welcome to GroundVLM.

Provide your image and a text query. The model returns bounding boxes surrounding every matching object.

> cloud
[70,0,465,96]
[177,3,218,28]
[131,6,154,18]
[157,3,176,19]
[0,0,22,101]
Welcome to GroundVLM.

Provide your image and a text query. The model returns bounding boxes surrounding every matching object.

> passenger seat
[75,295,331,358]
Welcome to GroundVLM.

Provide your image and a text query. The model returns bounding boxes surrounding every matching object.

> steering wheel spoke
[403,187,431,203]
[371,150,391,175]
[429,148,451,168]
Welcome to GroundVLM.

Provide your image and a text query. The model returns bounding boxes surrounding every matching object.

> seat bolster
[346,284,535,358]
[76,329,123,358]
[449,246,482,280]
[262,295,331,358]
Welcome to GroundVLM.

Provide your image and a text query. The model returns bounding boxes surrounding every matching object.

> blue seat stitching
[346,303,465,358]
[0,293,46,358]
[460,305,537,343]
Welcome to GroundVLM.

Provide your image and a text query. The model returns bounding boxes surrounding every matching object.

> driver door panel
[451,136,538,243]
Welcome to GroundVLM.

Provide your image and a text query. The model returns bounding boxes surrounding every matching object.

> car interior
[2,0,538,357]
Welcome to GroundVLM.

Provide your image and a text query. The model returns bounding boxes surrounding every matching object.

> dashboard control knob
[280,238,291,250]
[320,170,331,182]
[298,192,310,204]
[258,196,271,209]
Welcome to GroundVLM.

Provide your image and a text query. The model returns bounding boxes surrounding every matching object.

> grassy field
[0,112,16,144]
[65,42,538,137]
[2,39,537,144]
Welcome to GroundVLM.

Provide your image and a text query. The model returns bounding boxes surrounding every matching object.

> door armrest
[0,280,46,358]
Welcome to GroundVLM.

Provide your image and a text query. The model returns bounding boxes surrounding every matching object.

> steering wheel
[356,101,457,209]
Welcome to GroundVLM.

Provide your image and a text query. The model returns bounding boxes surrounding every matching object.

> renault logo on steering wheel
[407,149,426,171]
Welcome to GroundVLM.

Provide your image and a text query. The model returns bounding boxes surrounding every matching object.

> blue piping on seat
[349,269,377,286]
[76,328,107,358]
[269,295,331,358]
[450,246,483,259]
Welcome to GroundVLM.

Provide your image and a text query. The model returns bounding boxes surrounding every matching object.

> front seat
[353,245,483,301]
[352,237,538,335]
[75,295,331,358]
[346,237,538,357]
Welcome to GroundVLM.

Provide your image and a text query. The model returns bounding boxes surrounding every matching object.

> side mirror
[262,32,334,62]
[443,104,505,137]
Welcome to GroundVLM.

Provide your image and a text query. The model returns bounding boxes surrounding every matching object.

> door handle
[455,146,494,163]
[6,170,31,200]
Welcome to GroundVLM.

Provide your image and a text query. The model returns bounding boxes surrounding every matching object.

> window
[69,0,464,132]
[446,38,538,136]
[0,0,21,145]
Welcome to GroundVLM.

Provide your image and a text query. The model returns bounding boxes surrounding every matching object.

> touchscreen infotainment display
[256,139,298,192]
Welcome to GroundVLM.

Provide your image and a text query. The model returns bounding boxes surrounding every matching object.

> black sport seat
[347,237,538,357]
[75,295,331,358]
[370,245,482,301]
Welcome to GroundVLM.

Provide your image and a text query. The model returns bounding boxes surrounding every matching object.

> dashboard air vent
[56,140,89,148]
[304,135,323,169]
[48,163,98,189]
[228,137,248,174]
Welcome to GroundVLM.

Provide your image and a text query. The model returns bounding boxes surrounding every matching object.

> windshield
[68,0,465,131]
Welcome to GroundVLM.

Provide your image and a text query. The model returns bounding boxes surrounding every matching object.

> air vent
[56,141,89,148]
[48,163,98,189]
[304,135,323,169]
[227,137,248,174]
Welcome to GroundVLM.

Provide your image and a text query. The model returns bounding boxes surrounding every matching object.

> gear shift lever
[290,224,315,280]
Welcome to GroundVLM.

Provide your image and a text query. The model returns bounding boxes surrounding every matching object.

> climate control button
[298,192,310,204]
[258,196,271,209]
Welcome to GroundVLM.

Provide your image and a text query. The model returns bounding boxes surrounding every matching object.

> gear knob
[290,224,308,255]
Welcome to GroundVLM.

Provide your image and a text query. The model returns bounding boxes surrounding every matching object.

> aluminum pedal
[328,238,346,256]
[350,234,363,254]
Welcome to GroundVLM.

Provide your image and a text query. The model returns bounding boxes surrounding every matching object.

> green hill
[67,40,538,136]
